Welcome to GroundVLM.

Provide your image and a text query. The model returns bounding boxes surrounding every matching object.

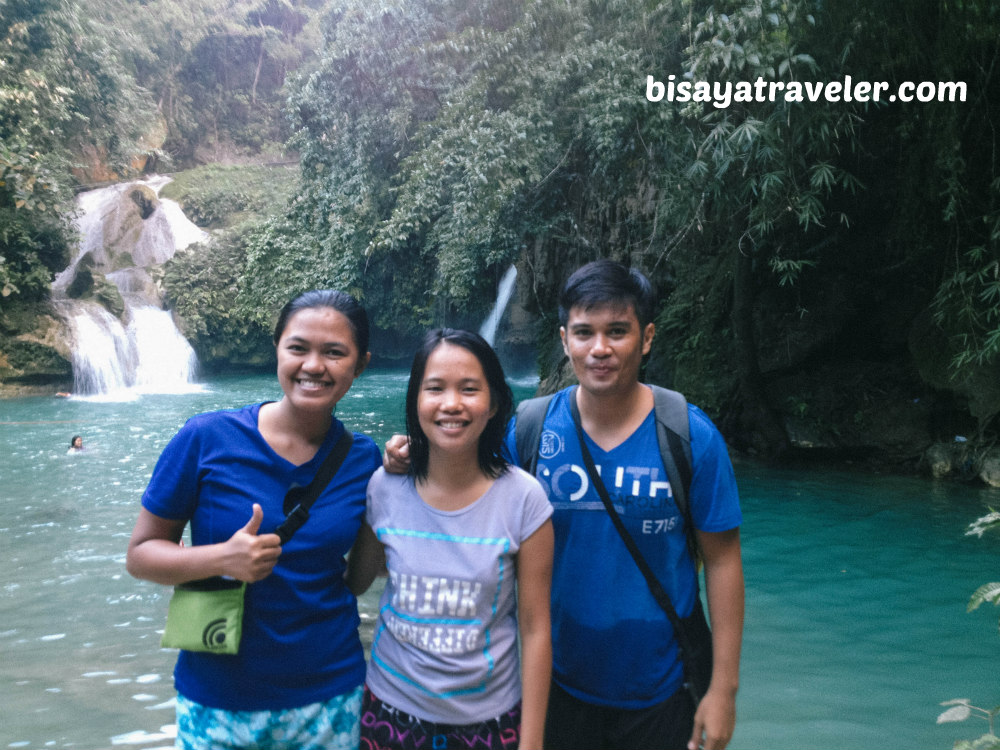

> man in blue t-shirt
[386,260,743,749]
[506,260,743,750]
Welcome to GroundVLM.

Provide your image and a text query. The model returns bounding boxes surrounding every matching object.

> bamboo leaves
[964,509,1000,631]
[967,582,1000,617]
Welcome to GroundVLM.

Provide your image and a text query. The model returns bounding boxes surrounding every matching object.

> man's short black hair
[558,259,656,328]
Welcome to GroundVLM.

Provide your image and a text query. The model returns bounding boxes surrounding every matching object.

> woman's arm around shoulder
[345,522,386,596]
[516,517,554,750]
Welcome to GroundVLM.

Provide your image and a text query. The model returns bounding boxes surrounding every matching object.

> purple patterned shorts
[360,686,521,750]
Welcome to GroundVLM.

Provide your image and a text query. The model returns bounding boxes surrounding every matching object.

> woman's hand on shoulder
[382,434,410,474]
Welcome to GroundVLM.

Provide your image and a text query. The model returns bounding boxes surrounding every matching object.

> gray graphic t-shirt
[364,466,552,724]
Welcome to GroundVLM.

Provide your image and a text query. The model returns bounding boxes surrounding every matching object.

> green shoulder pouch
[161,577,246,655]
[159,430,354,656]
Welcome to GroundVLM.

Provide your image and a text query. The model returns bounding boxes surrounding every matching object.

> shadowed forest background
[3,0,1000,480]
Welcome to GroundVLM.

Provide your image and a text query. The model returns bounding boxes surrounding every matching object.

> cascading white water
[65,302,135,395]
[54,177,207,399]
[129,306,200,393]
[479,264,518,346]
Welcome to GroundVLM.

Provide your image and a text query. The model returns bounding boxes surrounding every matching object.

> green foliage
[965,509,1000,632]
[0,0,324,370]
[682,0,861,263]
[969,581,1000,617]
[967,510,1000,540]
[238,215,337,329]
[274,0,508,339]
[277,0,700,345]
[932,227,1000,372]
[0,0,157,314]
[770,257,817,287]
[872,1,1000,379]
[92,0,322,164]
[157,164,302,367]
[275,0,878,373]
[938,510,1000,749]
[131,0,1000,444]
[159,164,299,228]
[937,699,1000,750]
[161,232,273,369]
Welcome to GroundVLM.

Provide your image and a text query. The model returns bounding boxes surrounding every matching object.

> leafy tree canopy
[246,0,999,443]
[0,0,156,310]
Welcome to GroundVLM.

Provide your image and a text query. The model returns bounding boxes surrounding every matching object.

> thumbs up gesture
[225,504,282,582]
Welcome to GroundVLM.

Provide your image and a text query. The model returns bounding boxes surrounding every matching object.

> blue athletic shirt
[141,403,381,711]
[503,387,741,709]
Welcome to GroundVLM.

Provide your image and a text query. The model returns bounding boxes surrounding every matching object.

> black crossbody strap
[275,428,354,543]
[568,389,701,680]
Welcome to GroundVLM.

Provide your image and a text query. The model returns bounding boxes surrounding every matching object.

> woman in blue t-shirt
[126,290,382,750]
[347,328,554,750]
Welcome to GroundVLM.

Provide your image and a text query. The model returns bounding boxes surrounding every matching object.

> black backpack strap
[515,385,697,564]
[513,394,555,474]
[275,428,354,543]
[649,385,698,565]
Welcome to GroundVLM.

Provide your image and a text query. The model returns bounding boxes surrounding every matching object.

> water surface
[1,372,997,748]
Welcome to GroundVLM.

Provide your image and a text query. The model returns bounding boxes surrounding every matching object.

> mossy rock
[0,338,72,383]
[66,266,95,299]
[129,186,156,219]
[104,184,158,259]
[909,307,1000,428]
[93,276,126,318]
[64,268,126,319]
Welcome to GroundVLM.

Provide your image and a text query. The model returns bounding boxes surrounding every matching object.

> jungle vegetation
[2,0,999,459]
[1,0,320,304]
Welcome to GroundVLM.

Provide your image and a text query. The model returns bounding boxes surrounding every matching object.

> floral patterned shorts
[175,685,363,750]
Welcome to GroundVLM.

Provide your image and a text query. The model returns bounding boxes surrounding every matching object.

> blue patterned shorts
[175,685,363,750]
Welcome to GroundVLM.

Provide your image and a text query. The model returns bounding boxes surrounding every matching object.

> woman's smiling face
[275,306,369,415]
[416,342,496,457]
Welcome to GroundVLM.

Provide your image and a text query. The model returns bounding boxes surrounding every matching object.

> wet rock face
[0,310,73,388]
[978,452,1000,487]
[909,307,1000,430]
[66,265,96,299]
[0,179,210,396]
[0,339,73,383]
[69,113,167,184]
[130,187,156,219]
[56,182,180,316]
[103,184,166,267]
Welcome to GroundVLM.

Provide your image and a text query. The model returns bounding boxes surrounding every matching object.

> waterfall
[54,177,207,399]
[129,306,200,393]
[478,265,518,347]
[64,302,134,395]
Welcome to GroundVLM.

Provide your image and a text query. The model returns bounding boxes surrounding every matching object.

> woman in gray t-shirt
[347,329,553,750]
